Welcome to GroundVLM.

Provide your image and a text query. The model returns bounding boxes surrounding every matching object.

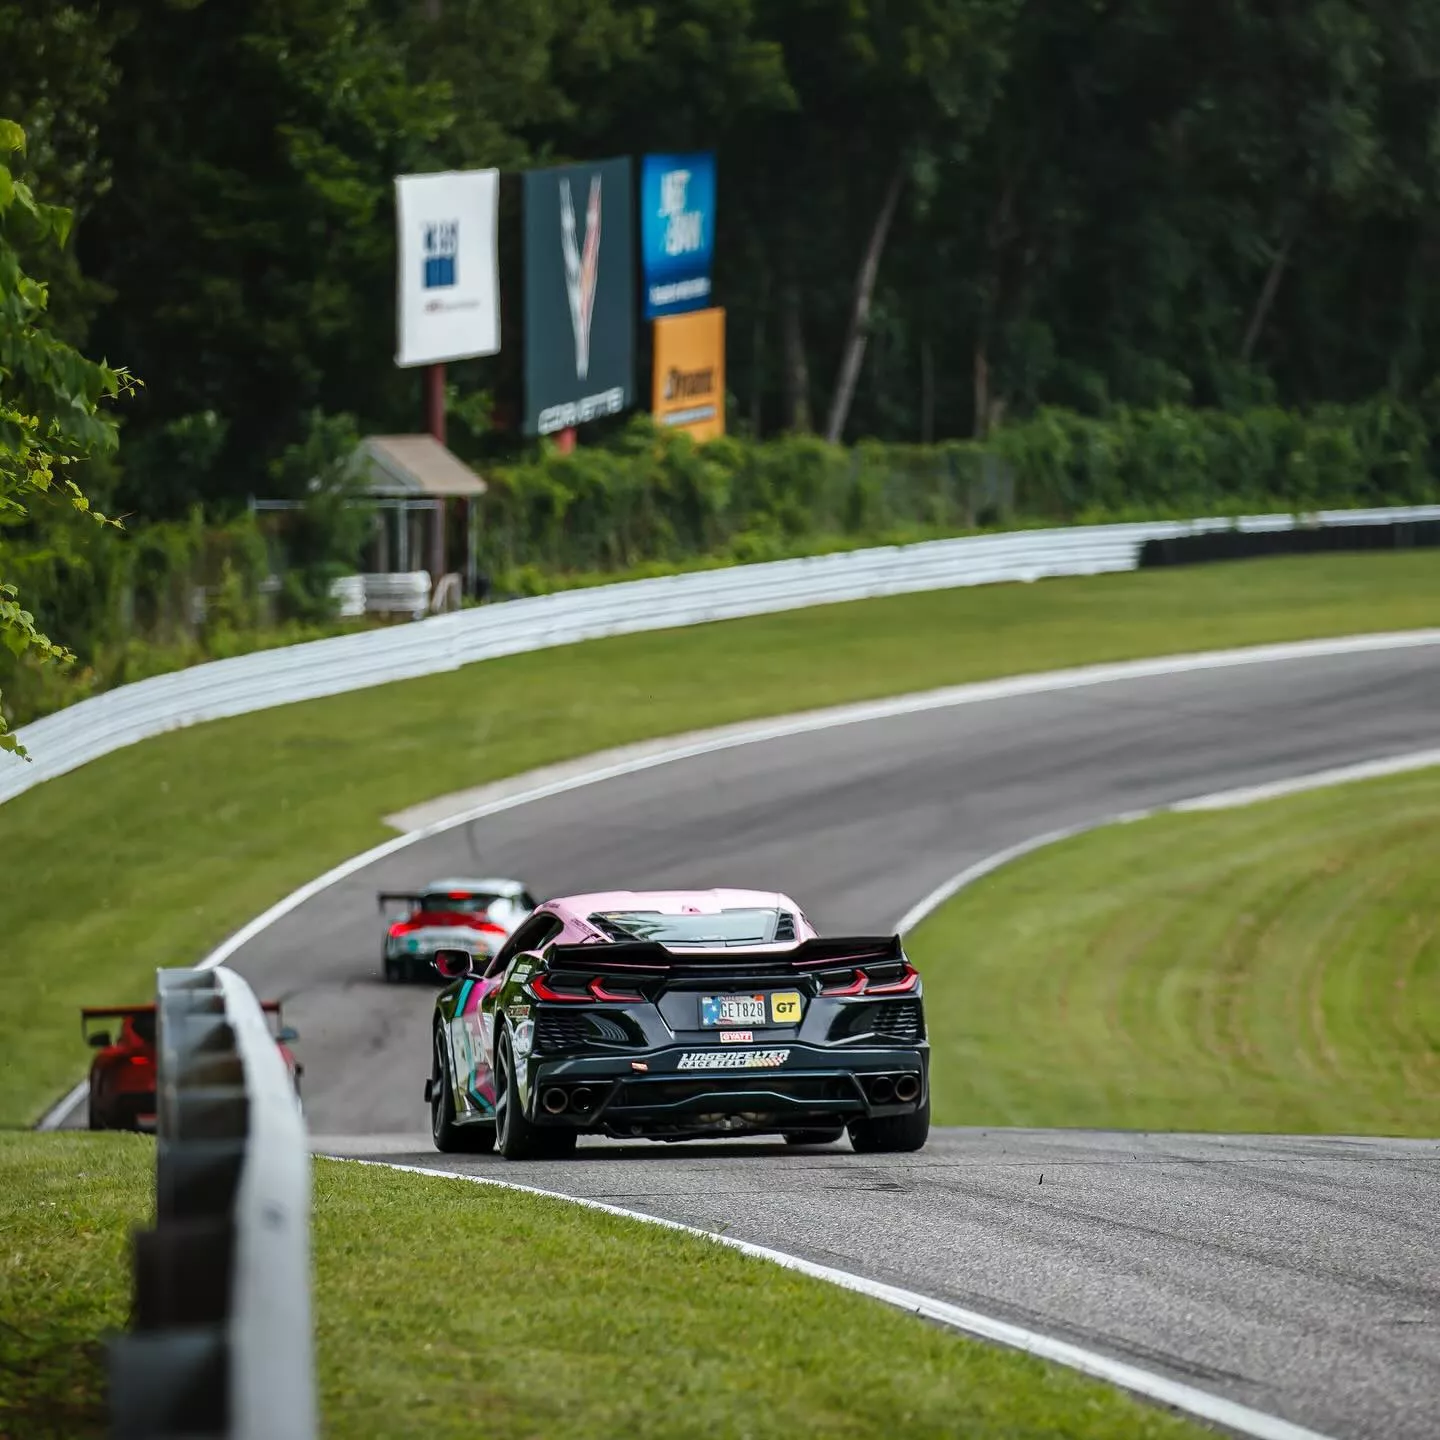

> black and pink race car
[424,888,929,1159]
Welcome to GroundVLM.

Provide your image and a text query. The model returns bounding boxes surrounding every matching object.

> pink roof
[541,889,817,946]
[550,888,797,916]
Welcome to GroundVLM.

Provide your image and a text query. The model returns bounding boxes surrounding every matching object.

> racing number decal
[770,991,802,1023]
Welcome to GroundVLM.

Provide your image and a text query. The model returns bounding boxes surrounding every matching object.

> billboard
[522,156,635,436]
[640,152,716,319]
[651,307,725,442]
[394,169,500,367]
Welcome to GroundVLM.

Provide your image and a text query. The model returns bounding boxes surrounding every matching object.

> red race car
[82,1000,303,1132]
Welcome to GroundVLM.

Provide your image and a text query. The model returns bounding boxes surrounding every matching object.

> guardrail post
[108,966,316,1439]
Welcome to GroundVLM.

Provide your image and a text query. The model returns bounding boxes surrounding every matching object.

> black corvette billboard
[522,156,636,436]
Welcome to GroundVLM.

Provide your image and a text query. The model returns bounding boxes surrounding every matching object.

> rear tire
[431,1027,496,1154]
[848,1094,930,1154]
[495,1035,576,1161]
[384,957,403,983]
[783,1126,845,1146]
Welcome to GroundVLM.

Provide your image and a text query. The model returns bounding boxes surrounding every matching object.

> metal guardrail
[5,504,1439,806]
[109,967,315,1440]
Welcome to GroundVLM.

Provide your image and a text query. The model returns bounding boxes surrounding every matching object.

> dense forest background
[4,0,1440,723]
[10,0,1440,508]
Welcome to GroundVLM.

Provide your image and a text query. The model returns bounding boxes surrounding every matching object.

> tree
[0,118,136,756]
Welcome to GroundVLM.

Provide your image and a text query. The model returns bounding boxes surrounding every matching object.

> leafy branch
[0,116,138,757]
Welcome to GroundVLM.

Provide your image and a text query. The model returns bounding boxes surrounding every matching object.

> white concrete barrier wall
[5,505,1438,806]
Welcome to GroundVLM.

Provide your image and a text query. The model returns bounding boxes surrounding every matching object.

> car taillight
[529,976,588,1003]
[819,964,919,997]
[128,1056,150,1067]
[528,975,645,1004]
[587,978,644,1003]
[865,964,920,994]
[388,920,419,938]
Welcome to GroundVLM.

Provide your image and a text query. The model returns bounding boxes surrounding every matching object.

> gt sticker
[719,1030,753,1043]
[769,991,802,1023]
[677,1050,790,1070]
[506,1003,531,1021]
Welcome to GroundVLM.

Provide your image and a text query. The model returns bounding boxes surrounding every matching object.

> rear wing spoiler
[544,934,905,975]
[377,891,426,912]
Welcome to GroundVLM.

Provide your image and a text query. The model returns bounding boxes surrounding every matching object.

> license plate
[701,994,766,1027]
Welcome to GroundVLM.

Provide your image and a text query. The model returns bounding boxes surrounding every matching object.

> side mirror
[433,948,474,980]
[87,1030,111,1049]
[276,1026,299,1044]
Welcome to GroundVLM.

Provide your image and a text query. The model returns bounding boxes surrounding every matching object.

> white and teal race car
[378,877,537,983]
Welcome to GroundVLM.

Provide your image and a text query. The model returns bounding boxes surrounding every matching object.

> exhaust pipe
[868,1075,895,1105]
[894,1073,921,1103]
[541,1087,569,1115]
[570,1086,596,1115]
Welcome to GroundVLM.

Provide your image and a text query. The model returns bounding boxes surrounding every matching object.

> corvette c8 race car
[379,876,537,983]
[424,888,929,1159]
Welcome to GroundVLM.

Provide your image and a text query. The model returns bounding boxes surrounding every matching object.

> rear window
[590,908,783,946]
[419,892,503,914]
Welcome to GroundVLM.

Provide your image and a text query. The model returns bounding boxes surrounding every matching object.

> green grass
[0,1132,1214,1439]
[0,1133,151,1439]
[911,767,1440,1136]
[3,552,1439,1128]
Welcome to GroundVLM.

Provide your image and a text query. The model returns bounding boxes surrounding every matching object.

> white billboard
[394,169,500,367]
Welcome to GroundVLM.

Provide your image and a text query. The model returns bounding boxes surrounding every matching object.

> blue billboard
[640,152,716,319]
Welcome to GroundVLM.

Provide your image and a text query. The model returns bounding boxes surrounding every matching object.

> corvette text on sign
[651,306,725,442]
[394,169,500,367]
[522,156,635,436]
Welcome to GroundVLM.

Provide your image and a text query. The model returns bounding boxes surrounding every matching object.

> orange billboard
[651,306,725,441]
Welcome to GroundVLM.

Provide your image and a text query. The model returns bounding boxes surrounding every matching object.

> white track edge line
[335,1157,1338,1440]
[37,629,1440,1130]
[894,743,1440,935]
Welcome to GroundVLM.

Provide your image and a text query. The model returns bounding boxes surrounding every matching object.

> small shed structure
[350,434,487,593]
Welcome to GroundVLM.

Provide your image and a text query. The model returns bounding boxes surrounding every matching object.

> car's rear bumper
[523,1042,927,1138]
[91,1090,157,1132]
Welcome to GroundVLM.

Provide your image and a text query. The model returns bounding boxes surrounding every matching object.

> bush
[5,395,1435,726]
[474,399,1437,592]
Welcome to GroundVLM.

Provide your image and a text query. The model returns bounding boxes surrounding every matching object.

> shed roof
[351,434,486,498]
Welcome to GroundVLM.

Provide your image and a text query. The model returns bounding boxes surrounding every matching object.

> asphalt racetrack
[173,645,1440,1436]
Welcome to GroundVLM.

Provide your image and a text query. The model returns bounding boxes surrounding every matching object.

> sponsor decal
[423,218,458,289]
[677,1050,790,1070]
[522,157,634,436]
[769,991,802,1024]
[506,1003,531,1022]
[560,176,601,379]
[719,1030,753,1044]
[640,153,716,319]
[512,1018,535,1057]
[393,168,500,367]
[651,307,725,441]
